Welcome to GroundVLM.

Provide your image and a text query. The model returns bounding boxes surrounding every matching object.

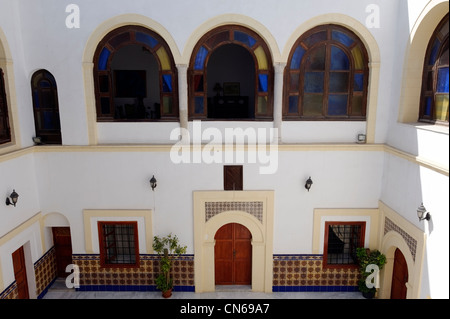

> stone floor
[42,280,364,299]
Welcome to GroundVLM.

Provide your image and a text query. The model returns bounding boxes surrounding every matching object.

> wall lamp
[6,189,19,207]
[149,175,157,191]
[305,177,313,192]
[417,203,431,221]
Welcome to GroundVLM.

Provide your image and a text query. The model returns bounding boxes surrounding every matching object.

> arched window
[189,25,273,120]
[93,26,178,121]
[284,25,369,120]
[0,68,10,144]
[420,14,449,124]
[31,70,62,144]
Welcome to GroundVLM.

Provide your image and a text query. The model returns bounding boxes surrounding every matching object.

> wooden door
[52,227,73,277]
[215,223,252,285]
[391,248,408,299]
[12,246,29,299]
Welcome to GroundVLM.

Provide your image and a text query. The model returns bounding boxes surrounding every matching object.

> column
[273,62,286,144]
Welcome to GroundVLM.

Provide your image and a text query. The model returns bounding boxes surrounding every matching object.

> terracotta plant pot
[162,289,172,298]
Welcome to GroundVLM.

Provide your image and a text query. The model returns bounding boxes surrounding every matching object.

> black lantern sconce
[6,189,19,207]
[305,177,313,192]
[417,203,431,221]
[149,175,157,191]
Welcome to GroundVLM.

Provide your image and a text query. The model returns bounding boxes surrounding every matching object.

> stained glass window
[420,14,449,123]
[93,26,178,121]
[284,25,369,120]
[189,25,273,120]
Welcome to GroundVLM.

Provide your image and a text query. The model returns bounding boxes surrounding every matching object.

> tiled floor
[42,280,364,299]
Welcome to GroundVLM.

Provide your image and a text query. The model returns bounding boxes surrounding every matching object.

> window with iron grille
[98,221,139,267]
[323,221,365,268]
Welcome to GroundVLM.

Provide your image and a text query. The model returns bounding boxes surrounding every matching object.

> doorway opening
[52,227,73,278]
[214,223,252,286]
[207,44,255,119]
[391,248,409,299]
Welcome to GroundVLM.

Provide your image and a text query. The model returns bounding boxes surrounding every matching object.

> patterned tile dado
[72,254,194,291]
[272,255,360,292]
[205,201,263,222]
[0,247,57,299]
[384,217,417,261]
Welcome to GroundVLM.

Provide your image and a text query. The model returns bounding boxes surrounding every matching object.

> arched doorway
[189,25,273,120]
[215,223,252,285]
[93,25,178,121]
[391,248,409,299]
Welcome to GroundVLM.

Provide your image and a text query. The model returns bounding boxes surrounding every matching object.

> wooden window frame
[0,68,11,145]
[283,24,369,121]
[188,25,274,121]
[322,221,366,269]
[31,70,62,144]
[93,25,179,122]
[419,14,449,125]
[98,221,140,268]
[224,165,243,190]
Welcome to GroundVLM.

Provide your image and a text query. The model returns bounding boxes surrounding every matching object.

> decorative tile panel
[272,255,360,291]
[205,201,263,222]
[72,254,194,291]
[384,217,417,261]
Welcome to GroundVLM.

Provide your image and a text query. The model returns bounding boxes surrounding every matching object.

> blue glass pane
[136,32,158,49]
[162,74,172,92]
[330,46,349,70]
[429,38,441,65]
[354,73,364,91]
[328,95,348,115]
[98,47,111,70]
[194,46,208,70]
[39,80,51,88]
[437,67,449,93]
[33,90,40,108]
[195,96,204,114]
[290,46,306,70]
[304,72,324,93]
[305,46,326,70]
[424,97,432,116]
[332,31,354,47]
[289,96,298,113]
[43,111,56,129]
[258,74,268,92]
[234,31,256,47]
[304,31,327,47]
[329,72,349,92]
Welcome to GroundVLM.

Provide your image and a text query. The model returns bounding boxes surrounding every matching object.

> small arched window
[284,25,369,120]
[93,26,178,121]
[420,14,449,124]
[0,68,11,144]
[31,70,62,144]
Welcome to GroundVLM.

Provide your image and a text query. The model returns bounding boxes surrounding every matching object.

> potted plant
[356,247,387,298]
[152,234,187,298]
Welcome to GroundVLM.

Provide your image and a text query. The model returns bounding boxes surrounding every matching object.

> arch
[182,14,280,64]
[193,190,274,293]
[283,24,369,121]
[82,14,181,144]
[398,0,449,123]
[0,27,20,151]
[43,212,70,227]
[31,69,62,144]
[93,25,178,121]
[379,230,416,299]
[283,14,380,143]
[188,24,274,120]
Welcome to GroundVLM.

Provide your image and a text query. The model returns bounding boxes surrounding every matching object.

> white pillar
[273,62,286,143]
[176,64,190,143]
